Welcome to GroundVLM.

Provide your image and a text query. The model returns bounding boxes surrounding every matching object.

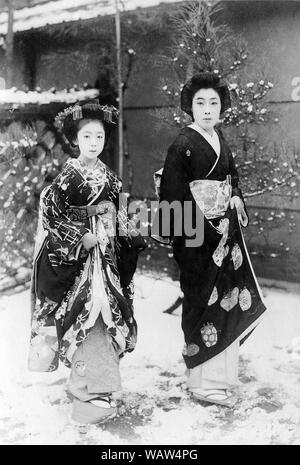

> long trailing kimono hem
[181,274,267,369]
[186,306,268,390]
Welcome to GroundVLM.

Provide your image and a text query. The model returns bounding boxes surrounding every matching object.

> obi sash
[189,175,232,219]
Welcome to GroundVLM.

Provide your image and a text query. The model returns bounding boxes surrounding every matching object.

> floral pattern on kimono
[30,158,145,371]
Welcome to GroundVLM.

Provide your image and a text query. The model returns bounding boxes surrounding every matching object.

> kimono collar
[188,123,220,157]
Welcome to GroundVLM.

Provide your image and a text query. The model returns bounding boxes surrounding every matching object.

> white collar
[189,123,216,138]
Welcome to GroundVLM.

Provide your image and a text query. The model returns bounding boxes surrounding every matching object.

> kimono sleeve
[42,169,89,261]
[228,149,249,226]
[111,177,146,290]
[156,141,192,239]
[160,142,191,204]
[229,150,244,200]
[217,128,244,201]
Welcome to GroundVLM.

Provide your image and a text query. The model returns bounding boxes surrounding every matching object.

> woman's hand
[230,196,248,226]
[82,232,98,251]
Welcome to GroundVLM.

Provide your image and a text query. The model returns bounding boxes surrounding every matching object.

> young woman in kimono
[157,72,266,407]
[29,101,145,423]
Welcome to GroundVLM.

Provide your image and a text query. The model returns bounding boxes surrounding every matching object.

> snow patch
[0,0,184,34]
[0,276,300,444]
[0,87,99,106]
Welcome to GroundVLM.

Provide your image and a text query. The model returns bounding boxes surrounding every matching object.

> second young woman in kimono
[29,102,145,423]
[157,72,266,407]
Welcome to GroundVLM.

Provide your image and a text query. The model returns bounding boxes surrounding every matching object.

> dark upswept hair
[55,101,119,147]
[181,72,231,117]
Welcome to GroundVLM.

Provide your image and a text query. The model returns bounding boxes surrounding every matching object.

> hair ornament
[54,103,80,129]
[72,104,83,120]
[54,101,120,140]
[102,105,119,124]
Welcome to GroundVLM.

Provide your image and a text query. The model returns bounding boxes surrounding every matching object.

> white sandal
[72,396,117,424]
[190,388,238,407]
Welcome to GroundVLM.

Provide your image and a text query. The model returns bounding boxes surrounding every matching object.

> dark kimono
[158,126,266,370]
[30,158,145,371]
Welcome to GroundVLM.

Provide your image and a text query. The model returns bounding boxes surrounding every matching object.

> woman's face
[191,88,221,130]
[76,119,105,161]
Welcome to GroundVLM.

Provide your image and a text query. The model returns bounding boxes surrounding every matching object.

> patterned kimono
[158,126,266,371]
[30,158,145,372]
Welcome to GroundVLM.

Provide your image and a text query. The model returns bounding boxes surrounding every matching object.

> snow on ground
[0,274,300,445]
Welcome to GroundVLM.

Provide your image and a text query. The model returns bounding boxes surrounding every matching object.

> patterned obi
[67,201,115,222]
[189,175,232,219]
[67,201,117,249]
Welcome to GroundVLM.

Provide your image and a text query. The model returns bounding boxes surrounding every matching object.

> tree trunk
[5,0,14,88]
[114,0,124,179]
